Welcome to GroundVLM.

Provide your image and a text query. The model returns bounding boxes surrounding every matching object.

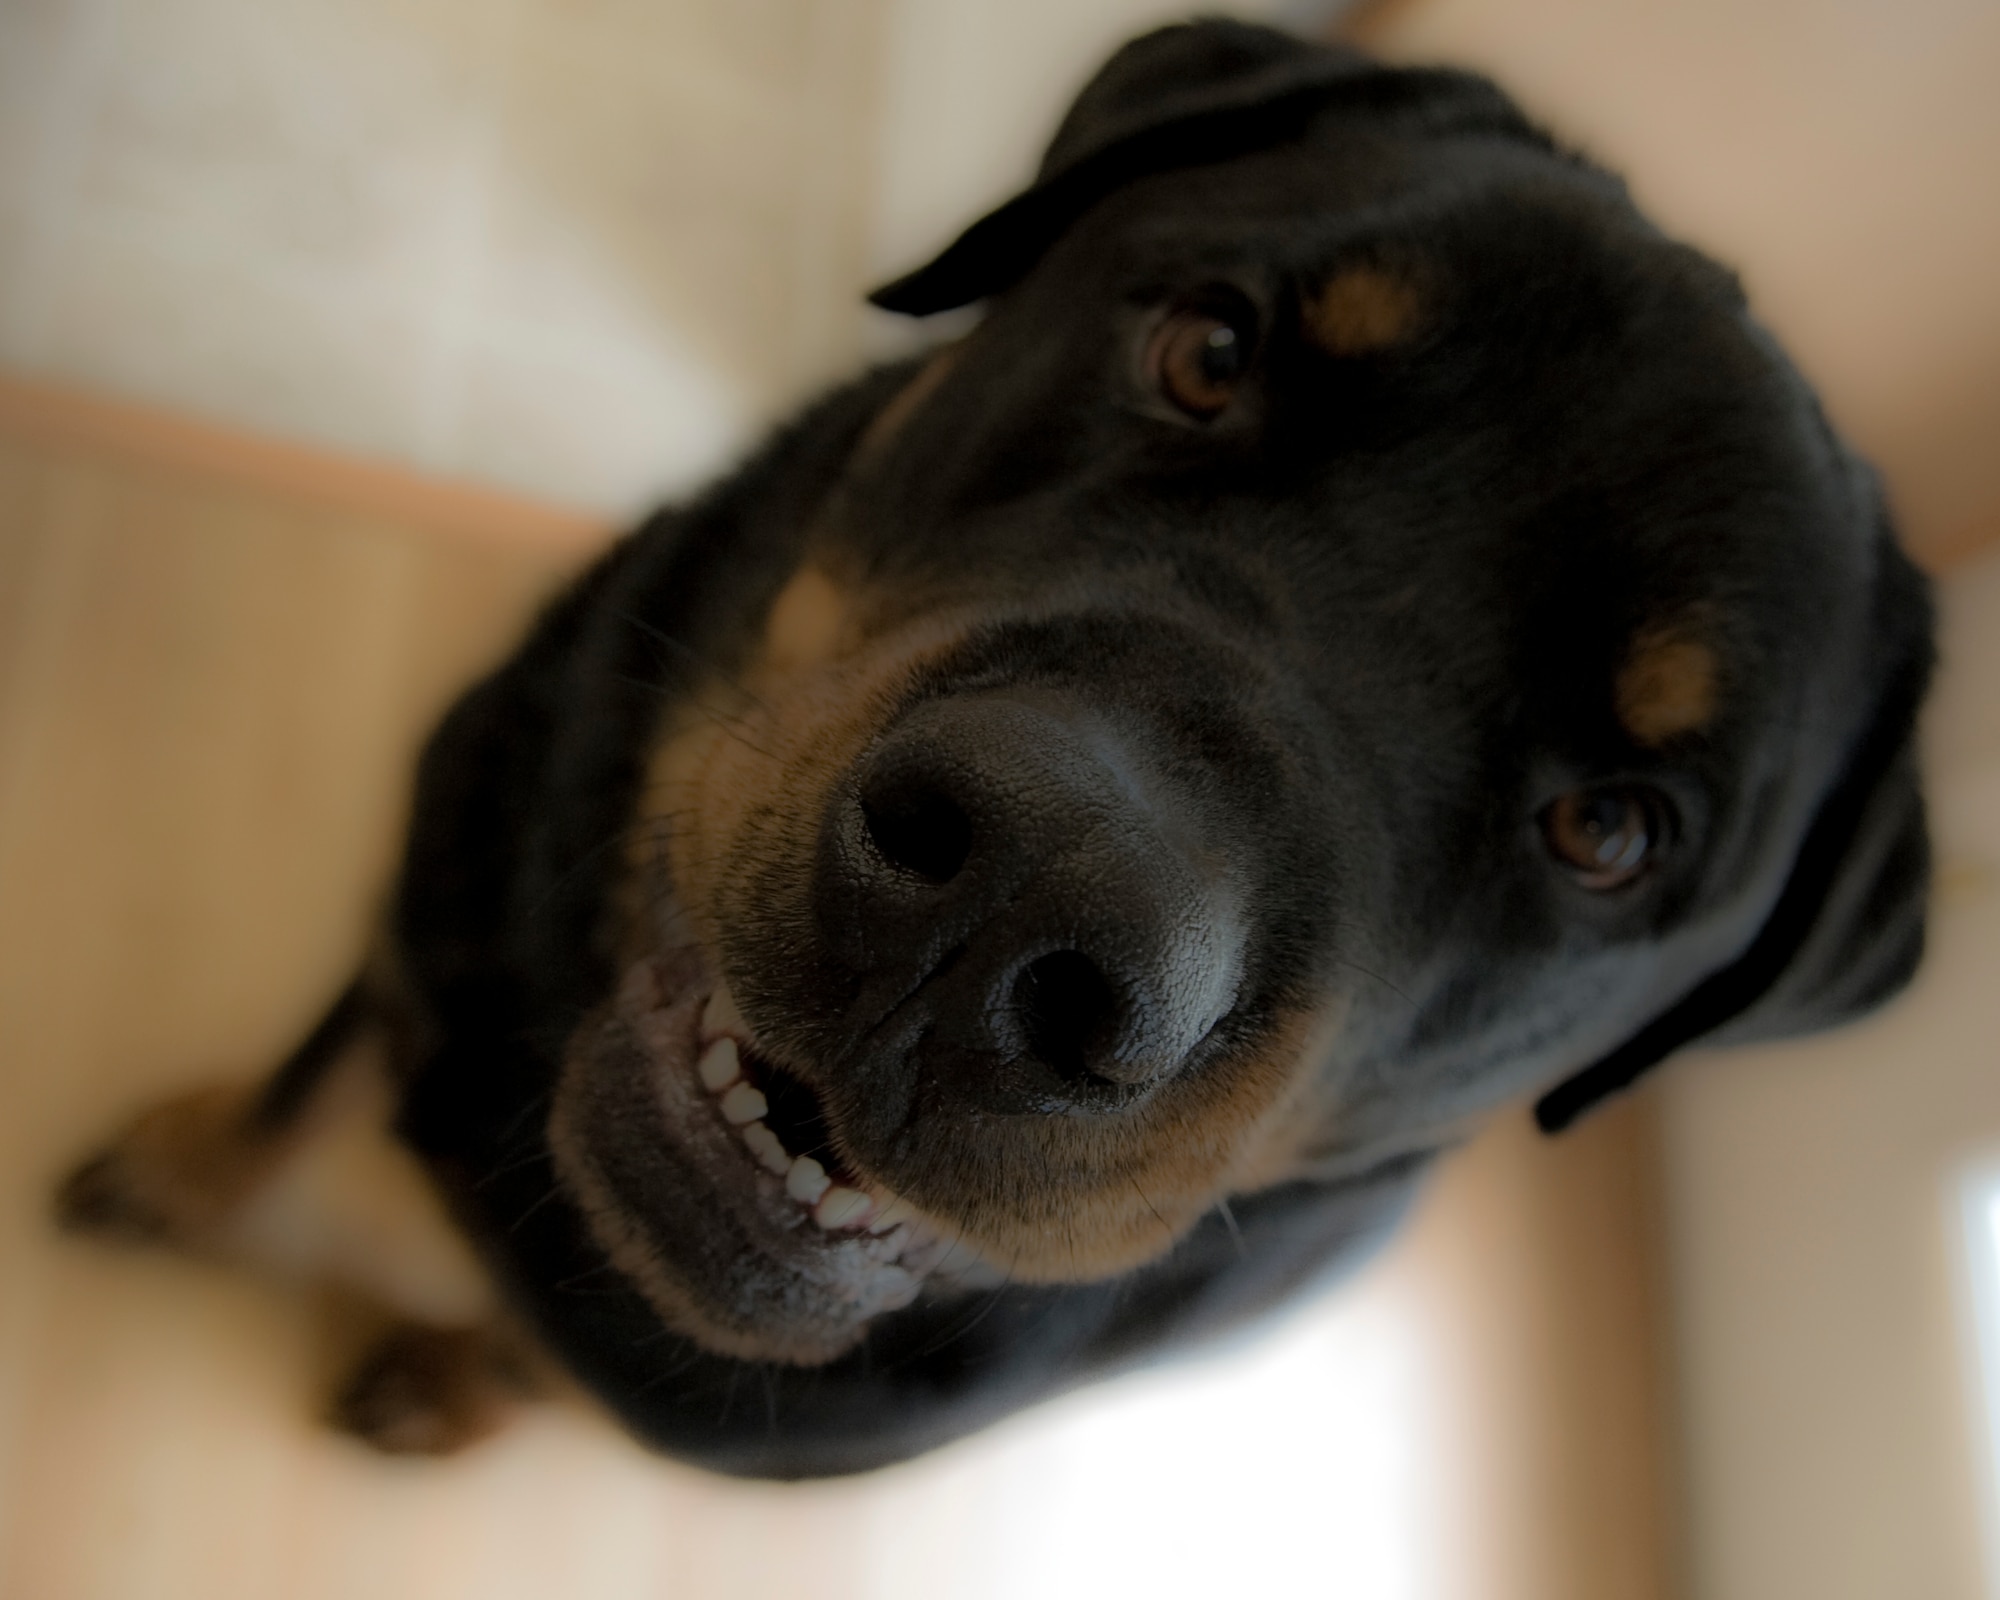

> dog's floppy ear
[869,21,1534,317]
[1536,526,1936,1133]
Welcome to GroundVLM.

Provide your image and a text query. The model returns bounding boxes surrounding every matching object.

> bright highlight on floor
[935,1292,1443,1600]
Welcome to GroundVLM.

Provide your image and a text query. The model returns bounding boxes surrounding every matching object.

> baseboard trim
[0,371,611,555]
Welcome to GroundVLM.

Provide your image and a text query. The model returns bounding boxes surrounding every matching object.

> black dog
[60,22,1932,1477]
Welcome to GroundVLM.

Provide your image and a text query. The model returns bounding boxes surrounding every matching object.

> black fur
[356,23,1931,1475]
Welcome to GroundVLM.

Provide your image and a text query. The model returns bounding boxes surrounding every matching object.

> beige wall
[0,0,891,515]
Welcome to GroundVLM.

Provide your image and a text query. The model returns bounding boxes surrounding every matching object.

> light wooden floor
[0,380,1672,1600]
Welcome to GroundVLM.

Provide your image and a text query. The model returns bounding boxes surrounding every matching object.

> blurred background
[0,1,1996,1596]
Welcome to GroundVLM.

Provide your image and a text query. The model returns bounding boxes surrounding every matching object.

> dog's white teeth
[695,993,863,1221]
[784,1156,831,1205]
[813,1186,873,1231]
[701,988,748,1041]
[719,1082,767,1126]
[697,1037,742,1093]
[742,1121,792,1176]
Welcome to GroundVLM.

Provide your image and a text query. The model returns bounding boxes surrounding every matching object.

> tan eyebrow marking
[1304,266,1423,356]
[1616,629,1719,745]
[761,564,850,675]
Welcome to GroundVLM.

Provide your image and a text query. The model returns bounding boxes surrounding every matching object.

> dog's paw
[54,1086,274,1244]
[331,1324,529,1456]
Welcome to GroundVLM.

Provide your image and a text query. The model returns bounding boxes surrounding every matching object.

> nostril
[1014,950,1121,1081]
[860,780,973,884]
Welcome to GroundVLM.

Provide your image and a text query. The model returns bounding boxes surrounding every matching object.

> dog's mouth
[685,978,898,1235]
[548,946,1001,1366]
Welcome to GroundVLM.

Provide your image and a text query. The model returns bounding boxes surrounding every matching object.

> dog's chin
[547,947,1002,1366]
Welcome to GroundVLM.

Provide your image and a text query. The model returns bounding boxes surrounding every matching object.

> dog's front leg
[54,979,535,1455]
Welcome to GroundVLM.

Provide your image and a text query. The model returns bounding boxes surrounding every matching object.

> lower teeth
[698,987,882,1232]
[784,1156,831,1205]
[814,1186,872,1229]
[742,1122,790,1176]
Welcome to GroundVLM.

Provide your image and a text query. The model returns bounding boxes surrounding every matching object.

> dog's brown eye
[1542,787,1659,890]
[1146,304,1253,419]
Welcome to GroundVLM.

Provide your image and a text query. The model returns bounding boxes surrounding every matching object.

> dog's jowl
[60,23,1934,1477]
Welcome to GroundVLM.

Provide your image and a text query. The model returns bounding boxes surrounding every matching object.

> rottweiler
[58,21,1933,1476]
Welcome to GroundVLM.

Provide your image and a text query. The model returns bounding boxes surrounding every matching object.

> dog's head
[547,23,1932,1367]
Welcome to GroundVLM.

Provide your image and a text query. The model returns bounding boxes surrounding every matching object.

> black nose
[815,696,1244,1107]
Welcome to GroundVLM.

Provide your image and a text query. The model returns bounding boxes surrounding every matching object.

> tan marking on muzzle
[1616,629,1718,745]
[1306,266,1423,356]
[620,575,1346,1293]
[940,996,1349,1283]
[632,571,983,970]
